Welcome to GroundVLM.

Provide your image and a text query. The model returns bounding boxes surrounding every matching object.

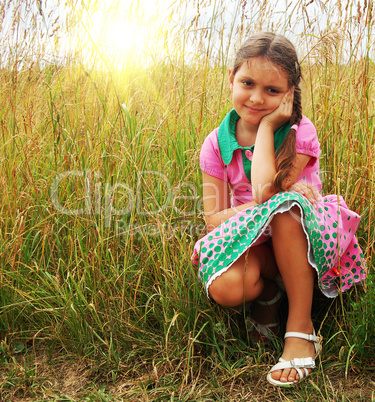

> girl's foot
[248,285,283,342]
[270,322,316,383]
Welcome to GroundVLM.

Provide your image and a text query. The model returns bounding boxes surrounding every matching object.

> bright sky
[2,0,372,68]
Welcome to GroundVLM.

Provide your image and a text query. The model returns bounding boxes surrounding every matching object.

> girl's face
[229,57,290,131]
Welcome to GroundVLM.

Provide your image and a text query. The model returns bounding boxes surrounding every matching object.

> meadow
[0,0,374,400]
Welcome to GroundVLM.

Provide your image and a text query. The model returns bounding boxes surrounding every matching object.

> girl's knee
[208,272,243,307]
[208,267,260,307]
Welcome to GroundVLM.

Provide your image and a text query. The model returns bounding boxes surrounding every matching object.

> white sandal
[267,330,323,387]
[246,289,284,340]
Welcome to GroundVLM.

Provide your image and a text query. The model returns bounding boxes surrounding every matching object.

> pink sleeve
[199,129,228,182]
[295,116,321,165]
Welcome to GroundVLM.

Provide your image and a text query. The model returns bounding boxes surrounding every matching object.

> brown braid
[230,32,303,191]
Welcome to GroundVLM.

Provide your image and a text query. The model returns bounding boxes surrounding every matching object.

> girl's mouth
[245,105,264,113]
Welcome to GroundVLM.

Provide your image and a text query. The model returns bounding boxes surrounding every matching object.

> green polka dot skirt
[192,192,367,298]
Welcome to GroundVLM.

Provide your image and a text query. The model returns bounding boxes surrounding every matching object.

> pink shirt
[200,114,322,207]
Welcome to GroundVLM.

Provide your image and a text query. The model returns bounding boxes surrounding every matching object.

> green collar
[217,109,291,182]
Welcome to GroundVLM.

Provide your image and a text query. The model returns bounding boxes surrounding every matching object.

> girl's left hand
[289,181,322,208]
[260,88,294,132]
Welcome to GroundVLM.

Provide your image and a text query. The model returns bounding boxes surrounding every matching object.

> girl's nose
[250,90,263,104]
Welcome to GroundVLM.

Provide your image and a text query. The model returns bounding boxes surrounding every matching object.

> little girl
[192,32,367,386]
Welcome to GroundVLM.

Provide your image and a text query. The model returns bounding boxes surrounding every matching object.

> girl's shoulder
[295,116,321,156]
[200,128,228,181]
[205,127,220,140]
[298,115,317,132]
[296,116,319,141]
[201,128,220,153]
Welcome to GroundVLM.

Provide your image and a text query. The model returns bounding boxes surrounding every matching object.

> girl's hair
[231,32,302,191]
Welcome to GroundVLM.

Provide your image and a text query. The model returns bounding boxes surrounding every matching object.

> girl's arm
[252,144,314,202]
[251,90,320,205]
[202,171,258,230]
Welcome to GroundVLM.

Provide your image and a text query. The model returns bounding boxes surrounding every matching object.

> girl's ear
[228,69,234,91]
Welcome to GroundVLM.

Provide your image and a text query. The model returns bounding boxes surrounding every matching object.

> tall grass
[0,0,374,399]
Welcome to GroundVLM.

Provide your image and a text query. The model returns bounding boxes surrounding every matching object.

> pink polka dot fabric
[192,192,367,298]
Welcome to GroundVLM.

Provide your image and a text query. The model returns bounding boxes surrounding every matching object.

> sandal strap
[247,319,279,338]
[284,332,320,343]
[256,288,283,306]
[285,330,323,355]
[269,357,315,373]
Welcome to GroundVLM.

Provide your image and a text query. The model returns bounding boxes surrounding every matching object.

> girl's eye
[242,81,253,87]
[267,88,280,94]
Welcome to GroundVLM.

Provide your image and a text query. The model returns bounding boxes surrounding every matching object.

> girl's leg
[208,243,278,308]
[270,206,316,383]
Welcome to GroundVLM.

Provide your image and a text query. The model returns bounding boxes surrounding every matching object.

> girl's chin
[240,117,262,130]
[242,113,264,123]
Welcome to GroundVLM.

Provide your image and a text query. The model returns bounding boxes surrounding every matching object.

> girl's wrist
[258,119,276,133]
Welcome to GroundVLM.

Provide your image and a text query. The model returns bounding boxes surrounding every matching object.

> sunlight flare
[79,0,170,67]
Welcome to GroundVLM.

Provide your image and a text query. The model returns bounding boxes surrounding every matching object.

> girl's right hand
[260,88,294,132]
[289,181,322,208]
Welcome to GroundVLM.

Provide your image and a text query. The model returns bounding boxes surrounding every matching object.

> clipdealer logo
[49,169,201,228]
